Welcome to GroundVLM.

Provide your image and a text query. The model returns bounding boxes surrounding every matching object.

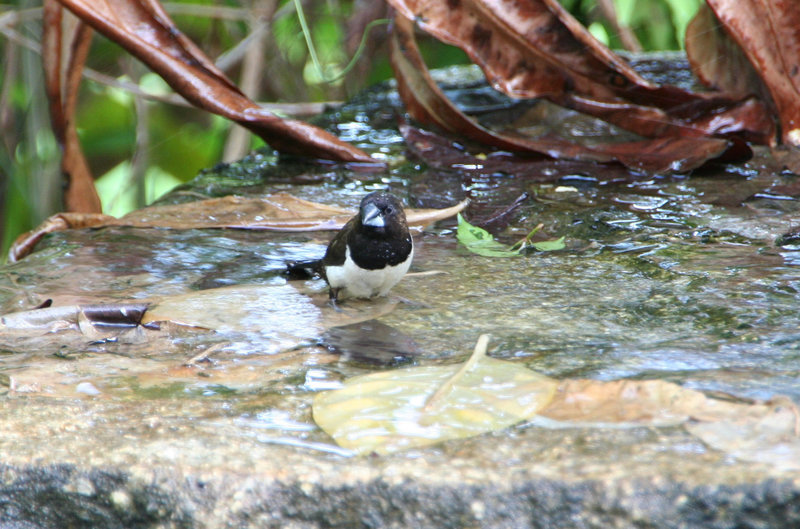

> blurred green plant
[0,0,700,259]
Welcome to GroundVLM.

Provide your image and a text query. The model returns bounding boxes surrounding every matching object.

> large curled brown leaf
[54,0,375,163]
[390,0,652,101]
[401,124,634,185]
[42,1,102,213]
[8,212,113,263]
[388,0,673,137]
[684,5,766,101]
[386,0,773,143]
[389,16,735,174]
[703,0,800,147]
[8,194,468,262]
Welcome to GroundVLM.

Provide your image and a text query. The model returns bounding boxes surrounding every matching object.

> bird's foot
[328,288,343,312]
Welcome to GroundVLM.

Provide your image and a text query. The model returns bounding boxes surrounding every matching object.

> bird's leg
[328,287,342,311]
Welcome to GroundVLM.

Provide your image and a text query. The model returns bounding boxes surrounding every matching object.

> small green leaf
[532,236,566,252]
[456,214,565,257]
[456,214,521,257]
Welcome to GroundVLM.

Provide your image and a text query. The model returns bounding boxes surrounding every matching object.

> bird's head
[359,191,407,235]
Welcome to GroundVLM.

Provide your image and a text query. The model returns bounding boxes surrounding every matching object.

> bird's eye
[385,206,394,215]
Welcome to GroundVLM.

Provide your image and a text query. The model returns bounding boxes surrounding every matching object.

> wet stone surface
[2,57,800,528]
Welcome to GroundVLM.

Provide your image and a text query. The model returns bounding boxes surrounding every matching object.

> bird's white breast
[325,245,413,299]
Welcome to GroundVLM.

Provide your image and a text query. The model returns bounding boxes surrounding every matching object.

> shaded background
[0,0,700,257]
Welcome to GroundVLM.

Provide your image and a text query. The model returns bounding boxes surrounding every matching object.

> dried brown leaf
[388,0,652,101]
[687,399,800,470]
[770,146,800,175]
[8,212,114,263]
[401,124,634,184]
[685,5,766,100]
[536,378,800,468]
[539,378,798,429]
[705,0,800,147]
[390,16,734,174]
[540,379,706,426]
[54,0,374,162]
[121,194,353,230]
[0,303,148,335]
[8,194,468,262]
[42,0,102,213]
[119,193,468,231]
[388,0,774,144]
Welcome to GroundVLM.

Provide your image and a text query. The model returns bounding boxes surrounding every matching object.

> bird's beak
[362,203,385,228]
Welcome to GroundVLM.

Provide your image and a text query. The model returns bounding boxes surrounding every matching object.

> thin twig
[130,63,150,207]
[0,6,43,26]
[0,4,339,116]
[161,3,250,20]
[214,20,271,72]
[185,342,227,366]
[595,0,642,53]
[224,0,277,161]
[0,33,18,154]
[0,22,338,116]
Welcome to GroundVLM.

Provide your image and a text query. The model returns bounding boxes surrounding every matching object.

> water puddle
[1,59,798,465]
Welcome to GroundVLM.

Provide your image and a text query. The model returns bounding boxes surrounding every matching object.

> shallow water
[1,58,799,451]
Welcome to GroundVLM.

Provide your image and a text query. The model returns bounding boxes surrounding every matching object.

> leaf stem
[423,334,490,413]
[510,223,544,252]
[293,0,388,84]
[293,0,324,80]
[336,19,390,81]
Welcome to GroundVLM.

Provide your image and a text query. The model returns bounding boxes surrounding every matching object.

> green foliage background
[0,0,700,259]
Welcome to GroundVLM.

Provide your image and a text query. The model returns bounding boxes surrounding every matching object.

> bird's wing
[323,217,355,269]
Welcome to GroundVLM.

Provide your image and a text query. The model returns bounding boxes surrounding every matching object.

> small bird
[288,191,414,305]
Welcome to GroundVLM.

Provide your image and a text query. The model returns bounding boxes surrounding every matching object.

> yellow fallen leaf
[313,335,558,455]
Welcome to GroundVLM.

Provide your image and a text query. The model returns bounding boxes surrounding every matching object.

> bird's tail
[284,259,323,280]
